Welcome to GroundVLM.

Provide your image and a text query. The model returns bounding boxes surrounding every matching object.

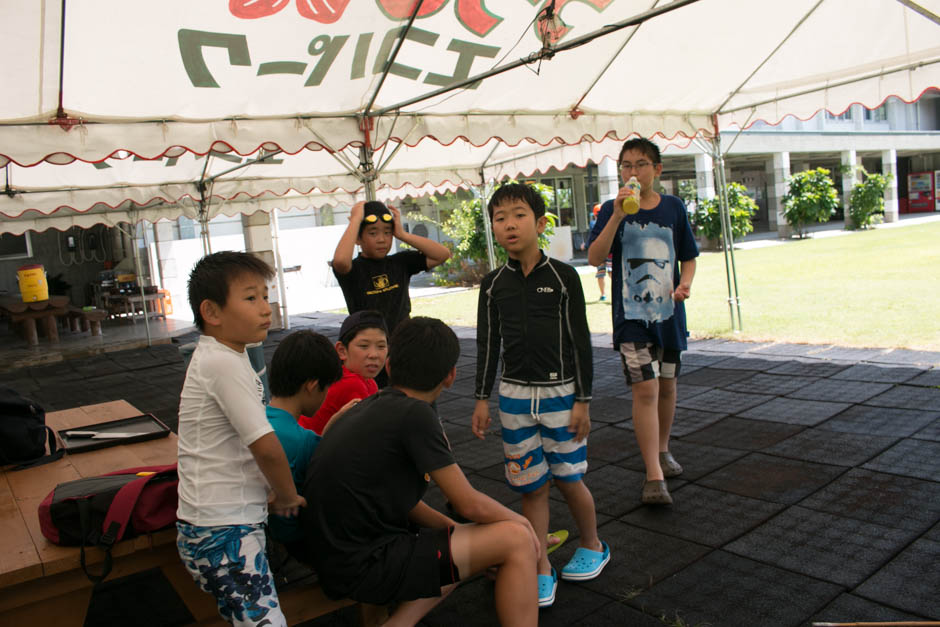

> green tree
[848,168,891,230]
[429,182,556,286]
[782,168,840,238]
[690,182,757,244]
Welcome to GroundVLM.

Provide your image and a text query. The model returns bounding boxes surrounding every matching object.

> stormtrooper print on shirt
[620,222,676,323]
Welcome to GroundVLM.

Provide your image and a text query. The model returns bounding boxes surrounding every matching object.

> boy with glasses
[587,138,699,505]
[332,200,451,386]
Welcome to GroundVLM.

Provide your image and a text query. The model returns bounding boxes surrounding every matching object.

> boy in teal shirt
[265,330,345,547]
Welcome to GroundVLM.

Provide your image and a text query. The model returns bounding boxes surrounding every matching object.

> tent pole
[711,137,743,331]
[359,145,376,201]
[710,139,738,332]
[478,173,497,272]
[271,208,290,331]
[130,221,153,347]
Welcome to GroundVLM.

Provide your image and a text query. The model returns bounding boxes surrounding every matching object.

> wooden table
[0,296,69,345]
[0,400,361,626]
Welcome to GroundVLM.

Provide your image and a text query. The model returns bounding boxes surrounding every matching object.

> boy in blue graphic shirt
[264,330,345,549]
[588,138,699,506]
[473,183,609,608]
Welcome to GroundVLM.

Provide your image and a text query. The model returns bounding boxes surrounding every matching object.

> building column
[768,152,792,238]
[881,148,899,223]
[841,149,860,228]
[597,156,620,204]
[694,153,715,201]
[242,212,283,329]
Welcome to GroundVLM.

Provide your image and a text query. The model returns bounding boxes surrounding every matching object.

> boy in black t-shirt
[332,201,450,386]
[302,317,539,626]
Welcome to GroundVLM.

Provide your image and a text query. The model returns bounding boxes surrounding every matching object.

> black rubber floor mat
[764,429,898,467]
[865,384,940,411]
[725,506,916,587]
[676,368,757,388]
[705,355,790,371]
[753,342,833,357]
[677,388,776,414]
[905,368,940,387]
[450,436,506,471]
[861,438,940,482]
[813,346,889,361]
[787,378,893,403]
[622,484,784,547]
[578,520,710,597]
[725,372,820,396]
[587,425,642,463]
[819,405,940,437]
[800,467,940,533]
[831,363,926,383]
[582,463,681,518]
[681,351,732,367]
[767,359,852,378]
[866,348,940,366]
[912,417,940,442]
[854,538,940,619]
[627,550,841,627]
[588,396,633,423]
[738,397,852,426]
[810,592,930,626]
[616,439,747,481]
[612,406,730,438]
[698,453,844,504]
[682,417,804,451]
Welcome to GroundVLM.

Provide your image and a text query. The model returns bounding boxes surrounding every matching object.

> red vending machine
[907,171,935,213]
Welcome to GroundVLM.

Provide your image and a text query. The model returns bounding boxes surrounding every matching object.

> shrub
[782,168,840,238]
[848,168,891,230]
[431,182,556,286]
[690,182,757,244]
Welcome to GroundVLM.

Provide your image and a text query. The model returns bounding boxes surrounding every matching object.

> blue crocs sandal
[537,567,558,607]
[560,541,610,581]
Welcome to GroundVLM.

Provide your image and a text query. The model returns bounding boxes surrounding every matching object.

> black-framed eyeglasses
[364,213,393,224]
[618,161,654,171]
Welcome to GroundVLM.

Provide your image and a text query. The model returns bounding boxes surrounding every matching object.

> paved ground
[4,313,939,627]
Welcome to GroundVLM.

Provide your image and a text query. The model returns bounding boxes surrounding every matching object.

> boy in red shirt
[299,310,388,435]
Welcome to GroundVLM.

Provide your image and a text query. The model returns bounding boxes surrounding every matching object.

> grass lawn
[411,221,940,351]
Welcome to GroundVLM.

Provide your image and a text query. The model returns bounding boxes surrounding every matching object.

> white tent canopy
[2,0,938,167]
[0,134,639,232]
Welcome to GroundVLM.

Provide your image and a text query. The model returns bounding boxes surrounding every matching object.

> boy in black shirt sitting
[302,317,539,626]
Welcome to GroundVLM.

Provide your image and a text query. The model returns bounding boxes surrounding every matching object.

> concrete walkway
[4,314,938,627]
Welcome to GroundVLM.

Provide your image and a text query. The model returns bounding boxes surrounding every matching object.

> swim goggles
[363,212,393,223]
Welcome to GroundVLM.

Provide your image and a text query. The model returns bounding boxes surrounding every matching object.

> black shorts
[350,527,460,605]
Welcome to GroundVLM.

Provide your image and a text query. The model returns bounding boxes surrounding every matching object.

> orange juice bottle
[622,176,641,214]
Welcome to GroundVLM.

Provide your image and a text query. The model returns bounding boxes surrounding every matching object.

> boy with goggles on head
[332,200,451,387]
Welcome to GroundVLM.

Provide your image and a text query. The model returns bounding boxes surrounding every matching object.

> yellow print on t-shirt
[366,274,399,295]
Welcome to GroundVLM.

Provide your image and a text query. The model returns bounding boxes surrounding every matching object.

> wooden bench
[0,400,383,626]
[63,306,108,336]
[0,296,68,345]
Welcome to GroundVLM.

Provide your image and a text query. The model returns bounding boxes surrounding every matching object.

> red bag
[38,463,178,582]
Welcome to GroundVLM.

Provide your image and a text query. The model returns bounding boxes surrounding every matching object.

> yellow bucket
[17,264,49,302]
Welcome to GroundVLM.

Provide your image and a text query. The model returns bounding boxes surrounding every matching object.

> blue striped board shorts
[177,522,286,627]
[498,381,588,492]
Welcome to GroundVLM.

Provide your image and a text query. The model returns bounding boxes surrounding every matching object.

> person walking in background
[587,138,698,506]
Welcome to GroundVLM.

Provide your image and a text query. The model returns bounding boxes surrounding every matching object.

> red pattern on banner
[376,0,448,18]
[296,0,351,23]
[229,0,289,20]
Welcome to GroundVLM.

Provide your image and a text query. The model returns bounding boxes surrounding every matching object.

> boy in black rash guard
[472,183,610,608]
[302,317,540,627]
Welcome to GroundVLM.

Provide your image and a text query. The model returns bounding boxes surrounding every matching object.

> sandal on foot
[546,529,569,555]
[538,568,558,607]
[560,541,611,581]
[642,479,673,505]
[659,451,684,478]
